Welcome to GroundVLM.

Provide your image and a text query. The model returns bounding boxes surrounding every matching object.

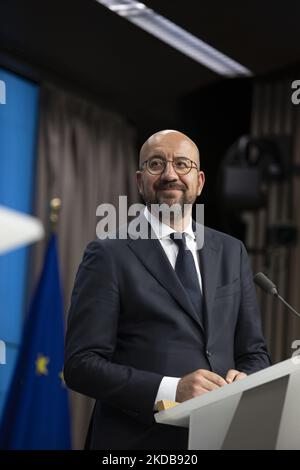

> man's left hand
[225,369,247,384]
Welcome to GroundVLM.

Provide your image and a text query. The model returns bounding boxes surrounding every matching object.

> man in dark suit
[64,130,270,450]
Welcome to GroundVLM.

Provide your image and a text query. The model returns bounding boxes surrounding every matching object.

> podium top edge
[155,358,300,425]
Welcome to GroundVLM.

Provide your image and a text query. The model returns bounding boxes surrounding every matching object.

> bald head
[136,129,205,212]
[139,130,200,167]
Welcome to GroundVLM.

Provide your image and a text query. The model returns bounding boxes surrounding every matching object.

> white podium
[155,358,300,449]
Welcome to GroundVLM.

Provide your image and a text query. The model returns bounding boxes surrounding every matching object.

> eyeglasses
[141,156,199,175]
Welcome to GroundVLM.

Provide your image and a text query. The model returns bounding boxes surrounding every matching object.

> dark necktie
[170,232,203,323]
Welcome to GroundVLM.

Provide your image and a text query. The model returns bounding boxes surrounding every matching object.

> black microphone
[253,272,278,296]
[254,272,300,320]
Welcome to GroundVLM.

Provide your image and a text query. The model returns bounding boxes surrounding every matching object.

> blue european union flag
[0,234,71,449]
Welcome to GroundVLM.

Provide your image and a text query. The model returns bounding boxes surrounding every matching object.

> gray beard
[145,191,195,208]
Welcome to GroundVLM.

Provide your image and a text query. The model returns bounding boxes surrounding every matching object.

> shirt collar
[143,206,195,241]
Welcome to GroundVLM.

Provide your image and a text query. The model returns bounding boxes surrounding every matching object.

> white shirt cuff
[154,376,181,409]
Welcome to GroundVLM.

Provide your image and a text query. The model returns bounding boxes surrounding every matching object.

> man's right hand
[175,369,227,403]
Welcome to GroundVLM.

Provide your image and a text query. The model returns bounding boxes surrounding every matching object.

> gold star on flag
[59,370,66,387]
[35,354,49,375]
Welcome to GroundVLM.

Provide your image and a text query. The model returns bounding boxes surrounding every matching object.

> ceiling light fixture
[95,0,252,77]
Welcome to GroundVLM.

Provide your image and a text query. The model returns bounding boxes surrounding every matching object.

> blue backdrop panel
[0,68,39,418]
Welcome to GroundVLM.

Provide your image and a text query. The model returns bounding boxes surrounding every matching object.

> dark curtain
[249,79,300,364]
[33,84,139,448]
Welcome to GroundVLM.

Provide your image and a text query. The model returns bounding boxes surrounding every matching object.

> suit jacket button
[206,350,212,357]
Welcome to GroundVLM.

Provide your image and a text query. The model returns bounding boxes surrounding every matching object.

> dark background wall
[178,78,253,232]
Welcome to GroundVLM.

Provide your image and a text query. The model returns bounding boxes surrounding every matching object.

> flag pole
[50,198,61,233]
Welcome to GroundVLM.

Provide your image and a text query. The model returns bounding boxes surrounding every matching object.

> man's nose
[160,161,178,180]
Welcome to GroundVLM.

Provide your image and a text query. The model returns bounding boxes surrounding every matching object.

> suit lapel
[197,225,222,342]
[127,215,204,331]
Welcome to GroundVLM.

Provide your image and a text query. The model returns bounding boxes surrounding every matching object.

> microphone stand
[274,293,300,320]
[254,272,300,321]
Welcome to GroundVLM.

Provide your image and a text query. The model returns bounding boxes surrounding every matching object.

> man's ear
[136,171,143,194]
[197,171,205,196]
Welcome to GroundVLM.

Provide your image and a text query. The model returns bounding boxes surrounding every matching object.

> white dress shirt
[143,207,203,407]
